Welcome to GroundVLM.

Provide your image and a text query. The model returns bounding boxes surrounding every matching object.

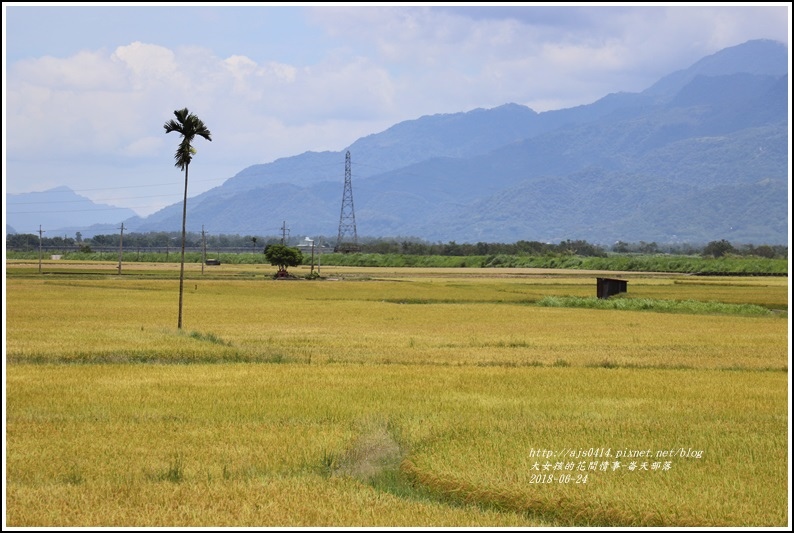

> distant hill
[11,39,789,245]
[644,38,788,101]
[6,186,139,236]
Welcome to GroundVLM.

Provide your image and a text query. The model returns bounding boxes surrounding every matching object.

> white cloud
[306,4,789,113]
[121,136,163,158]
[111,42,183,88]
[15,49,125,90]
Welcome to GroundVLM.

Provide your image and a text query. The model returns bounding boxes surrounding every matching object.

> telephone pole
[117,222,125,274]
[281,221,290,245]
[38,225,45,274]
[201,225,207,275]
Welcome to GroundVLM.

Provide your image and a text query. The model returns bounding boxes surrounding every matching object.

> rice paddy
[4,260,790,526]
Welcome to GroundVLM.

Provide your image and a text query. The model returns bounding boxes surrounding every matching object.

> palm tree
[164,108,212,329]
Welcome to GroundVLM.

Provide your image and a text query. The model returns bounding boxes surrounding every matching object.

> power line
[7,151,444,220]
[7,206,166,215]
[8,193,184,206]
[60,176,229,194]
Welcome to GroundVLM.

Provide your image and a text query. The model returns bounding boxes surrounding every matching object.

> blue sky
[3,3,791,221]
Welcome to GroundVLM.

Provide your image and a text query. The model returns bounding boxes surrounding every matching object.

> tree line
[5,231,788,259]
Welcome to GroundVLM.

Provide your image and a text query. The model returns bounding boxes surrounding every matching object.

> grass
[5,273,787,370]
[536,295,775,316]
[6,365,787,526]
[4,262,790,526]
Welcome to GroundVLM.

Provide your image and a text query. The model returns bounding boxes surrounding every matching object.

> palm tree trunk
[178,162,189,329]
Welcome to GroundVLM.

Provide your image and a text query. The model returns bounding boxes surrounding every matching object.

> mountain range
[6,186,138,236]
[6,39,789,245]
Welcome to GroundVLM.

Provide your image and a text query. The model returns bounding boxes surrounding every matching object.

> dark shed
[597,277,628,299]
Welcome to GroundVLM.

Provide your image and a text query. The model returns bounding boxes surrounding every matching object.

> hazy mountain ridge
[218,102,544,193]
[8,39,789,245]
[641,38,788,101]
[6,186,139,236]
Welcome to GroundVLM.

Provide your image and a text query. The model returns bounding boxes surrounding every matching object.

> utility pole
[305,237,316,275]
[117,222,125,275]
[38,225,45,274]
[281,221,290,245]
[201,225,207,275]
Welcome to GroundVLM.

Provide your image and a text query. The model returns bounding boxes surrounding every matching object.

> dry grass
[5,274,787,370]
[6,364,787,526]
[4,263,789,526]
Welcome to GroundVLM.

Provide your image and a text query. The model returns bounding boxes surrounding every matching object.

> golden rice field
[4,260,790,527]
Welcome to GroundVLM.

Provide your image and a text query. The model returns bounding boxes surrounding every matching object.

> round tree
[264,244,303,277]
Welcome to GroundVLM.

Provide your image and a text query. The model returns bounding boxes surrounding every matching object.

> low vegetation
[5,249,788,275]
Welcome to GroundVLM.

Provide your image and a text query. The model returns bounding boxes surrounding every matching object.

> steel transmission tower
[335,150,360,252]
